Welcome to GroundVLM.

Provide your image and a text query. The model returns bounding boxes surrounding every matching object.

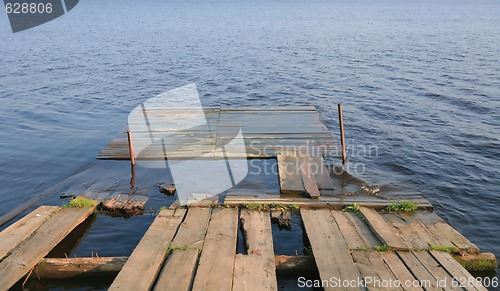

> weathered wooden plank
[413,251,462,291]
[359,207,408,250]
[224,195,433,209]
[380,252,423,291]
[277,152,305,194]
[300,159,320,198]
[0,207,94,289]
[154,208,212,290]
[234,210,277,290]
[344,211,382,247]
[383,214,431,249]
[397,251,441,291]
[0,206,60,261]
[192,208,238,291]
[154,249,199,291]
[239,210,274,257]
[330,210,371,249]
[31,255,317,280]
[274,255,317,275]
[233,254,277,291]
[108,209,186,291]
[33,257,127,279]
[301,208,362,291]
[170,207,212,249]
[424,221,480,253]
[351,250,402,291]
[430,251,488,291]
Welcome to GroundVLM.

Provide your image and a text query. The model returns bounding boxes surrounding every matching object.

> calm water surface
[0,0,499,287]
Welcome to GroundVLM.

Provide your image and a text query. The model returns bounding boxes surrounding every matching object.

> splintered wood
[233,210,277,291]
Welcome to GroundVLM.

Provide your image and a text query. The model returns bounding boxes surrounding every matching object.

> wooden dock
[0,106,496,290]
[0,206,94,289]
[97,106,338,160]
[103,206,491,291]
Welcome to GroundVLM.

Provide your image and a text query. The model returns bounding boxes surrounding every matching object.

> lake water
[0,0,499,287]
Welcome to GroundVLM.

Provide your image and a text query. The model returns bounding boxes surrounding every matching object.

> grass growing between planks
[385,201,418,212]
[62,196,96,208]
[166,245,190,255]
[342,203,364,220]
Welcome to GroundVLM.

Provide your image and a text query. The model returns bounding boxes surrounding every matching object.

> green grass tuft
[374,245,392,252]
[429,245,460,253]
[63,196,96,208]
[385,201,418,212]
[343,203,360,213]
[166,245,189,255]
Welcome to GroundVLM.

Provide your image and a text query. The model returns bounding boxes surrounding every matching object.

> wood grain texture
[330,210,372,249]
[0,207,94,290]
[301,208,362,291]
[430,251,488,291]
[154,208,212,291]
[359,207,408,250]
[192,208,238,291]
[153,249,199,291]
[109,209,186,291]
[380,252,423,291]
[234,210,277,291]
[277,152,305,194]
[351,250,402,291]
[0,206,60,261]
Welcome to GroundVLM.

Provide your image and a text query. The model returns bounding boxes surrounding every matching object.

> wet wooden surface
[98,106,337,160]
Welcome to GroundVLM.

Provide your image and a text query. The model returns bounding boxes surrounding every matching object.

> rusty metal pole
[126,130,136,166]
[338,103,347,164]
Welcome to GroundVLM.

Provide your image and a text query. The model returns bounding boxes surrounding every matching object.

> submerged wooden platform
[104,206,491,291]
[98,106,338,160]
[0,206,94,289]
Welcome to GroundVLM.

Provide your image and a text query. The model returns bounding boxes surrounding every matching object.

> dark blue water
[1,0,499,285]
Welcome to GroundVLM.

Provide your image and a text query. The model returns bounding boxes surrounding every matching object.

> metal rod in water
[338,103,346,164]
[126,130,136,166]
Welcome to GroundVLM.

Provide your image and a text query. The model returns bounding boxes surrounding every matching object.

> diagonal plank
[331,210,373,249]
[299,157,320,198]
[277,152,305,194]
[397,251,441,291]
[351,250,402,291]
[301,208,362,291]
[192,208,238,291]
[359,207,408,250]
[413,251,462,291]
[381,252,423,291]
[109,208,186,291]
[233,210,277,291]
[153,208,212,291]
[0,207,94,289]
[154,249,199,291]
[0,206,60,261]
[430,251,488,291]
